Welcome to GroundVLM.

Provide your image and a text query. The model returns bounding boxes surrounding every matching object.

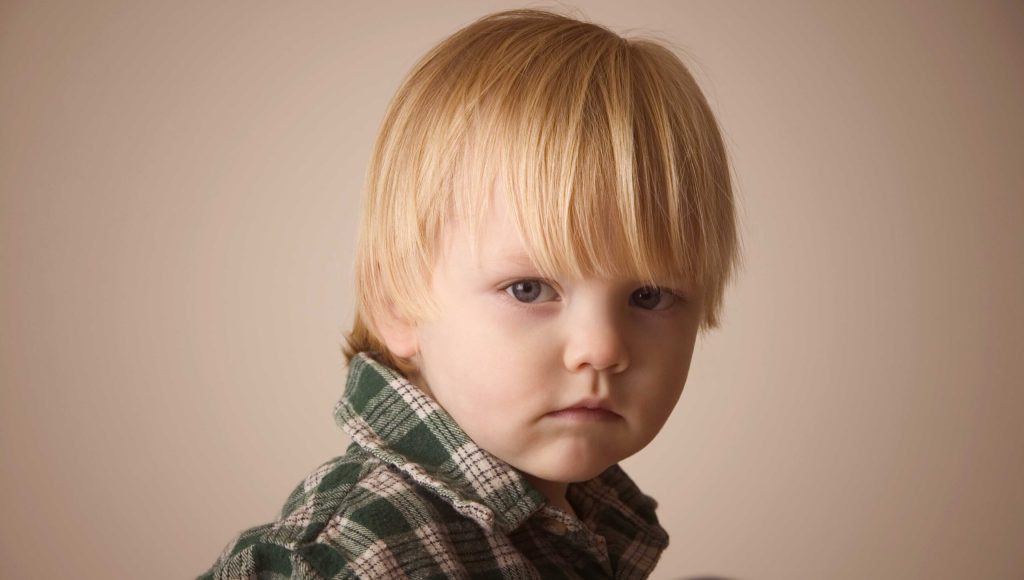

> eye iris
[511,281,542,302]
[634,286,662,309]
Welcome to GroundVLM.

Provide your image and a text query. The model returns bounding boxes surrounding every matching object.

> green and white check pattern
[198,351,669,579]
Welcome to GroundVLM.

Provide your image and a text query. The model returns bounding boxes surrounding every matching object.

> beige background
[2,1,1022,579]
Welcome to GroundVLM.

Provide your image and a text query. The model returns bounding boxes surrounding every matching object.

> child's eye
[630,286,681,311]
[502,280,682,311]
[503,279,559,304]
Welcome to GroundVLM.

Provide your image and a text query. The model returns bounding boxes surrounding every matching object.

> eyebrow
[497,252,535,265]
[477,251,539,274]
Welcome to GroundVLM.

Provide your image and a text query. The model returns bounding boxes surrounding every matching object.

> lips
[547,398,621,421]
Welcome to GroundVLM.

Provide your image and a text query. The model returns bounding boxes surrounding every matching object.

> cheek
[497,316,567,386]
[423,304,557,410]
[631,328,697,418]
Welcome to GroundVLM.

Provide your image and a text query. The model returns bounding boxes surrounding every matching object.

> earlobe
[374,304,419,359]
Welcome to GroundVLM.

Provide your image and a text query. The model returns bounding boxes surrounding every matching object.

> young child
[199,8,739,579]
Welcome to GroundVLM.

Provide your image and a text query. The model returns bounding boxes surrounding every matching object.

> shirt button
[541,518,568,536]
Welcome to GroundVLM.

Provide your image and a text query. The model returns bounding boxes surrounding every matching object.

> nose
[561,306,631,374]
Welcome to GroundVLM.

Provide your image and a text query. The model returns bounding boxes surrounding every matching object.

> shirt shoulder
[197,443,468,580]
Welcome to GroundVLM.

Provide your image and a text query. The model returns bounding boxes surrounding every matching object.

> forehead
[443,186,533,271]
[435,170,697,293]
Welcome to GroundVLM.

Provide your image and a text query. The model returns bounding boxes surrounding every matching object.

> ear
[373,303,419,359]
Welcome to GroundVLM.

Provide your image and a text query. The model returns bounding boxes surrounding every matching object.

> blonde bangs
[455,28,738,326]
[343,8,741,371]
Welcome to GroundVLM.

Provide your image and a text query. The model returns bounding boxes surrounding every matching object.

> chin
[529,450,620,483]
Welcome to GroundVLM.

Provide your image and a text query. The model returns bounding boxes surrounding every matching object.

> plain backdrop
[2,1,1022,579]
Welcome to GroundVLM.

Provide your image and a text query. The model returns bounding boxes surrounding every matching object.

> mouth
[546,400,622,422]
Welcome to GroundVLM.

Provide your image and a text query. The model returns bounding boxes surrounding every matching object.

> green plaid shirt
[198,352,669,579]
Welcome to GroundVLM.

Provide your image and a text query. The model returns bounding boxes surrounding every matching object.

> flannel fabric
[198,351,669,579]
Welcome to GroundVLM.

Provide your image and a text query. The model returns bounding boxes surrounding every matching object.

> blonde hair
[342,8,742,377]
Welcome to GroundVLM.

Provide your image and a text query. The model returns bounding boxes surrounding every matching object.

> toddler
[200,7,739,579]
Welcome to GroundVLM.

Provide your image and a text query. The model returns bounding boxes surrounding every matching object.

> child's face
[386,186,703,485]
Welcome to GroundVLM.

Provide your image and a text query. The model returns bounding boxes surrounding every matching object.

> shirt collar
[334,351,667,544]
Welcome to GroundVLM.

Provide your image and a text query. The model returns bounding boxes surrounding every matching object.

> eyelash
[498,279,686,312]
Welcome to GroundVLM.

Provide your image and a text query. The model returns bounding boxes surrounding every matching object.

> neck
[524,475,576,518]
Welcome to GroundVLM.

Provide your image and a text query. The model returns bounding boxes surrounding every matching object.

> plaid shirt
[198,351,669,579]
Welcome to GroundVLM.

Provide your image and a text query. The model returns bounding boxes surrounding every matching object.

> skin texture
[376,186,704,517]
